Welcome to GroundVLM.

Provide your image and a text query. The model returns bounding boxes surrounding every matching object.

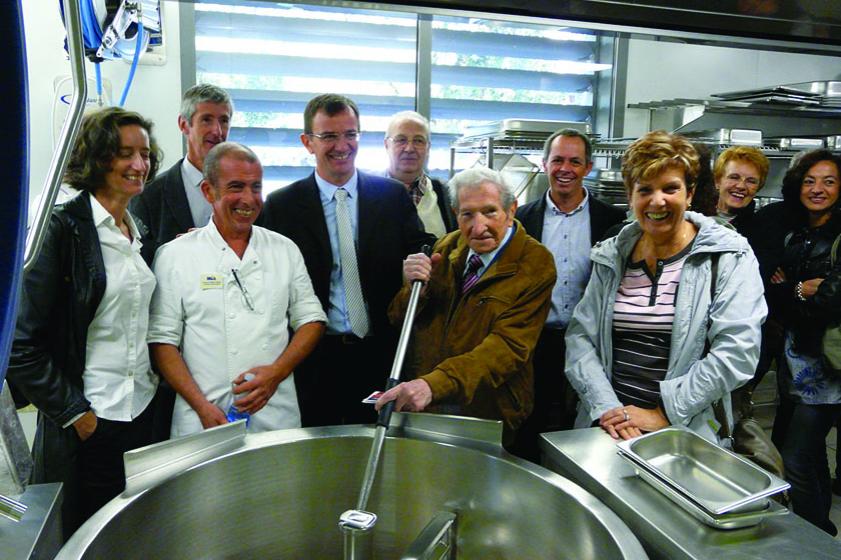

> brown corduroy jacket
[388,221,556,442]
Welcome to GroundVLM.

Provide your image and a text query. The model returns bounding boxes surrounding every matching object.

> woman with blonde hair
[714,145,769,234]
[565,131,767,442]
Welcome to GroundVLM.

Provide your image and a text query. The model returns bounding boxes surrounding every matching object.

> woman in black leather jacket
[7,107,161,538]
[767,149,841,535]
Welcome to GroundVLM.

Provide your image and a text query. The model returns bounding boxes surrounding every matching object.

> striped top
[611,242,693,409]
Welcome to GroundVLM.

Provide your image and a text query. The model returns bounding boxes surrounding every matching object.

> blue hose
[118,22,143,107]
[95,61,102,98]
[62,0,150,106]
[74,0,102,51]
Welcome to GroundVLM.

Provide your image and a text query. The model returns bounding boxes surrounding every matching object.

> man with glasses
[148,143,326,437]
[261,94,433,427]
[384,111,457,237]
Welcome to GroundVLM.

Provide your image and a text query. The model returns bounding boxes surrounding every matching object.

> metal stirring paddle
[339,245,432,559]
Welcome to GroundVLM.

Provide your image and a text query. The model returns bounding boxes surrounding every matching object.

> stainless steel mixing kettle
[56,413,646,559]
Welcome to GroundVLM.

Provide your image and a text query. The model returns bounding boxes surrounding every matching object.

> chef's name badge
[200,273,224,290]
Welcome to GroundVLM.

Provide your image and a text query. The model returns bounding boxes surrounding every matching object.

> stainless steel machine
[56,415,647,559]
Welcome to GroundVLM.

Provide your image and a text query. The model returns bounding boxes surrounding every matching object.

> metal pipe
[356,274,425,512]
[24,0,88,272]
[341,246,431,559]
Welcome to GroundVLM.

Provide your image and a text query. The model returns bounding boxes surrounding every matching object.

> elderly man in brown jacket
[376,167,556,447]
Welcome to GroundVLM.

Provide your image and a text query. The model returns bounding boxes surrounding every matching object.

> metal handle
[0,494,27,523]
[24,0,88,273]
[343,245,434,560]
[360,244,432,507]
[375,245,429,429]
[401,511,457,560]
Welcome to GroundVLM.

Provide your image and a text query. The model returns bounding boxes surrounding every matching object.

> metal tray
[767,137,825,150]
[712,85,822,99]
[681,128,762,146]
[616,427,789,515]
[628,456,788,530]
[827,136,841,149]
[463,119,589,139]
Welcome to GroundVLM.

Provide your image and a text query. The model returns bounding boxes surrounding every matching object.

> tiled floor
[753,370,841,537]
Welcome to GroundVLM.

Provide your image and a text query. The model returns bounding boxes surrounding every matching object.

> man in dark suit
[128,83,232,441]
[514,128,625,461]
[384,111,457,238]
[261,94,433,426]
[129,83,233,247]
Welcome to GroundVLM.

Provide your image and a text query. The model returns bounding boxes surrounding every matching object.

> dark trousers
[295,335,393,427]
[778,401,841,534]
[510,327,575,463]
[76,404,155,525]
[33,403,155,540]
[150,379,175,443]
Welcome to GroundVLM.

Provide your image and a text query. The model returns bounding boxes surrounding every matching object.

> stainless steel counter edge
[541,428,841,560]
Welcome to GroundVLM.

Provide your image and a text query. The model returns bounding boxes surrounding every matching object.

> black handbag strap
[705,252,733,440]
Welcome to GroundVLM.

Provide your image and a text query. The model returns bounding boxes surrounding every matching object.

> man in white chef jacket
[148,142,326,437]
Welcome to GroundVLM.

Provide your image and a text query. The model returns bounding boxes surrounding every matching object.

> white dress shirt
[414,176,447,239]
[82,194,158,421]
[148,220,327,437]
[180,158,212,228]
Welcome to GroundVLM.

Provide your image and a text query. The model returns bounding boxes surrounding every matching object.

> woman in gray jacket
[565,131,767,443]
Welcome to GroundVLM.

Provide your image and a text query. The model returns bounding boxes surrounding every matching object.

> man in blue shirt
[261,94,433,426]
[514,128,624,460]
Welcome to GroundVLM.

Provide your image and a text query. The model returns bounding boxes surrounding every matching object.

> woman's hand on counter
[599,405,669,440]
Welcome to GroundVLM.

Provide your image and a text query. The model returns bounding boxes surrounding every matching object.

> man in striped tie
[376,167,556,449]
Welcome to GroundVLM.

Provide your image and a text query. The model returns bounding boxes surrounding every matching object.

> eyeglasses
[388,136,428,148]
[308,131,360,144]
[231,269,255,312]
[725,173,760,188]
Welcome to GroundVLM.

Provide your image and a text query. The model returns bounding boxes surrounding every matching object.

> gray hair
[385,110,430,140]
[542,128,592,163]
[180,83,234,124]
[448,167,515,212]
[203,142,260,188]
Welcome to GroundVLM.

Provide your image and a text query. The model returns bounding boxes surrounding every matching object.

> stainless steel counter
[541,428,841,560]
[0,483,62,560]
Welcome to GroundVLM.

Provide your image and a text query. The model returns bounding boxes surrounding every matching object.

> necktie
[462,254,484,294]
[334,188,369,338]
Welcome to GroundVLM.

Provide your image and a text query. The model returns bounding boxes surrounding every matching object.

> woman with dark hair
[7,107,162,537]
[565,131,766,442]
[767,149,841,535]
